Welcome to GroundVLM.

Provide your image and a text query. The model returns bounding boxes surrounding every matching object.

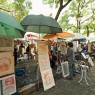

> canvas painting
[0,36,14,51]
[41,68,55,91]
[37,41,48,55]
[2,74,16,95]
[0,52,14,77]
[61,61,70,78]
[88,57,94,67]
[73,41,78,52]
[38,54,51,71]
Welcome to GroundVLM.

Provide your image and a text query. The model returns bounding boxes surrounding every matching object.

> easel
[78,61,91,86]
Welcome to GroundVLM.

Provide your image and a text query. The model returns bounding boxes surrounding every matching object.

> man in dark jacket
[67,42,75,80]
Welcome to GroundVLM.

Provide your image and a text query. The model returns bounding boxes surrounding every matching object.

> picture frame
[41,68,55,91]
[0,36,14,51]
[38,54,51,71]
[37,41,48,55]
[2,74,16,95]
[0,52,14,77]
[61,61,70,78]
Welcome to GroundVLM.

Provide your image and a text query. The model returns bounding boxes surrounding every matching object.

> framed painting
[0,52,14,77]
[37,41,48,55]
[2,74,16,95]
[41,68,55,91]
[61,61,70,78]
[38,54,51,71]
[0,36,14,51]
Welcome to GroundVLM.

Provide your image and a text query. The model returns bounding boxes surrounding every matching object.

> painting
[38,54,51,71]
[37,41,48,55]
[88,57,94,67]
[41,68,55,91]
[61,61,70,78]
[73,41,78,52]
[0,36,14,51]
[0,52,14,77]
[2,74,16,95]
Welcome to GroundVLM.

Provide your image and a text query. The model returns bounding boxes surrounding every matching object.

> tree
[59,0,95,35]
[43,0,72,20]
[0,0,32,21]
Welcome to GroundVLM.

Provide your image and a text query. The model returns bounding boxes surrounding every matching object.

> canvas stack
[37,40,55,91]
[0,36,16,95]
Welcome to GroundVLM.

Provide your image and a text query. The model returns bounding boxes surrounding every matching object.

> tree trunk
[55,0,72,20]
[86,25,89,37]
[55,6,63,20]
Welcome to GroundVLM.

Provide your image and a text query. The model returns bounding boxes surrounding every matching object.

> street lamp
[78,14,82,33]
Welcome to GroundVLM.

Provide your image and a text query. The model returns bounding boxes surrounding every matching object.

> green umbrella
[21,14,62,34]
[0,23,25,38]
[0,11,25,32]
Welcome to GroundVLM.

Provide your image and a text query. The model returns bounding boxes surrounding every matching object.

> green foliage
[58,0,95,35]
[0,0,32,22]
[43,0,68,8]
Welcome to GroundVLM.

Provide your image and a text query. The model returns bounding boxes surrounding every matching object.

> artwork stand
[78,63,91,86]
[0,36,16,95]
[37,40,55,91]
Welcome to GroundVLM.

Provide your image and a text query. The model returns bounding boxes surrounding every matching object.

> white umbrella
[72,33,86,40]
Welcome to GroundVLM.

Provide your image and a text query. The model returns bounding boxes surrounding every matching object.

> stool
[78,64,91,86]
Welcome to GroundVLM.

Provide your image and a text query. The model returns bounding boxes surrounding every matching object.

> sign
[38,54,50,71]
[0,52,14,77]
[37,41,48,55]
[0,36,14,51]
[2,74,16,95]
[61,61,70,78]
[41,68,55,91]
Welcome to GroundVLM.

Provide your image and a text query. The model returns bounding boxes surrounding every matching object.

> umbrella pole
[37,32,40,90]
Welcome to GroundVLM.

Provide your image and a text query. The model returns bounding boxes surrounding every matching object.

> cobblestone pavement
[29,66,95,95]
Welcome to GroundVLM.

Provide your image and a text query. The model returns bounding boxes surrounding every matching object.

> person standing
[14,42,18,66]
[19,43,25,57]
[67,42,75,80]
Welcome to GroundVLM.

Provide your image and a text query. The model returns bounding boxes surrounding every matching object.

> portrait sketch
[37,41,48,55]
[61,61,70,78]
[0,36,14,51]
[41,68,55,91]
[0,52,14,77]
[38,54,51,71]
[2,74,16,95]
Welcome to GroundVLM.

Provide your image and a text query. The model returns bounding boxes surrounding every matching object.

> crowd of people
[14,41,37,66]
[14,39,95,80]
